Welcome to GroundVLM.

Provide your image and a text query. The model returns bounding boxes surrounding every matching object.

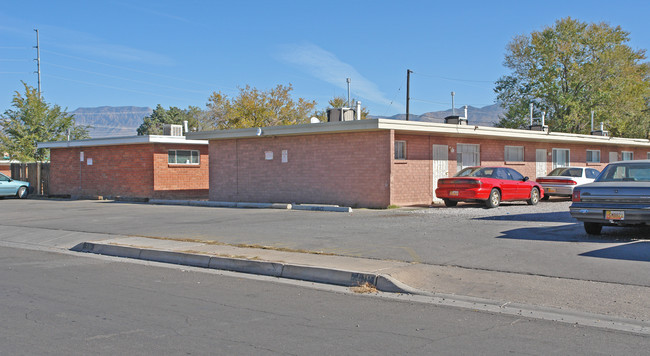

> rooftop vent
[591,122,609,136]
[163,124,183,136]
[327,107,356,122]
[528,109,548,132]
[444,105,468,125]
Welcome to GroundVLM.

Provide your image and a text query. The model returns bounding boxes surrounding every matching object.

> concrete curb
[72,242,408,293]
[148,199,353,212]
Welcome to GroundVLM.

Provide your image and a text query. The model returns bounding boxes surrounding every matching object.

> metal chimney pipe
[451,92,455,115]
[600,122,604,131]
[542,111,546,126]
[356,100,361,120]
[183,120,189,134]
[530,103,534,125]
[464,105,468,120]
[346,78,351,107]
[591,111,594,131]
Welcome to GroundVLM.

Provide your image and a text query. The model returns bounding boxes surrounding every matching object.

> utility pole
[406,69,413,121]
[34,29,41,98]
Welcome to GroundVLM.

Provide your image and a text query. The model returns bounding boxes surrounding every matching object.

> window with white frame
[622,151,634,161]
[552,148,570,169]
[457,143,480,172]
[586,150,600,163]
[504,146,524,162]
[394,141,406,160]
[647,152,650,159]
[168,149,200,164]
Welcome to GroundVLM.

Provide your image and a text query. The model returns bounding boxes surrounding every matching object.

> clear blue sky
[2,1,649,117]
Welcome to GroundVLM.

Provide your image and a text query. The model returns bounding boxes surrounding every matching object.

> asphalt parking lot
[1,197,648,288]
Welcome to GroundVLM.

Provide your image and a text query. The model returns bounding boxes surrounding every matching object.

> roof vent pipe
[183,120,188,135]
[355,101,361,120]
[451,92,455,115]
[541,111,546,126]
[591,111,594,132]
[530,103,534,126]
[464,105,468,121]
[600,122,605,131]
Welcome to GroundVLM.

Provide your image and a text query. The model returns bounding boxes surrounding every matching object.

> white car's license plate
[450,191,459,196]
[605,210,624,220]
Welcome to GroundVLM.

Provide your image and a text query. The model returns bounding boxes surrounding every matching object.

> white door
[609,151,618,163]
[456,144,480,172]
[536,149,547,178]
[432,144,448,202]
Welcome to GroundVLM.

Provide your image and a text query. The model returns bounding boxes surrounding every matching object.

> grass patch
[350,282,379,294]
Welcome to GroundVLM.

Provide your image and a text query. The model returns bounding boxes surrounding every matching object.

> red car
[436,166,544,208]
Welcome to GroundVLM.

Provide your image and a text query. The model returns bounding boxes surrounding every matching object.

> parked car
[570,160,650,235]
[0,172,31,199]
[536,167,601,199]
[435,166,544,208]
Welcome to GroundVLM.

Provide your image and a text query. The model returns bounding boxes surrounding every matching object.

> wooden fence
[10,162,50,196]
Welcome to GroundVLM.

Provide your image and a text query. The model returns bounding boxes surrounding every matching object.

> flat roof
[38,135,209,149]
[187,119,650,148]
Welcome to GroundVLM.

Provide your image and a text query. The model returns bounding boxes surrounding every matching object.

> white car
[535,167,600,200]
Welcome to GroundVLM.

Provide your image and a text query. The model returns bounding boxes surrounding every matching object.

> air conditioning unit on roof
[163,124,183,136]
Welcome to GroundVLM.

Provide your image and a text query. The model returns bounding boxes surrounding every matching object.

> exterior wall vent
[163,124,183,136]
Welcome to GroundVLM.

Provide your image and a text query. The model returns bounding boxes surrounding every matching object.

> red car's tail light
[572,190,581,202]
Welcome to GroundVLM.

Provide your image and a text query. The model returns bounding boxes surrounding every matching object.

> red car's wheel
[527,187,540,205]
[485,188,501,208]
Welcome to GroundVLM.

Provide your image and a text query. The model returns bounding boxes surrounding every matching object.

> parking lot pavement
[1,198,649,327]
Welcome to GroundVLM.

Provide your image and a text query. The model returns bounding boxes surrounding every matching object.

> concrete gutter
[72,241,410,293]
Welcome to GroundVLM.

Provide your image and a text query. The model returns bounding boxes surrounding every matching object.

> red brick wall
[0,163,9,176]
[49,143,209,199]
[153,144,209,199]
[391,133,433,206]
[208,131,392,208]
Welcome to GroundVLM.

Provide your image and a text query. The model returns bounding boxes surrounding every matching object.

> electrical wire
[47,63,207,95]
[43,74,200,103]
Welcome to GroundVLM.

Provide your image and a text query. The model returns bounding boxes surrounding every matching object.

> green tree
[494,17,650,138]
[314,96,370,122]
[206,84,317,129]
[0,82,90,161]
[136,104,204,135]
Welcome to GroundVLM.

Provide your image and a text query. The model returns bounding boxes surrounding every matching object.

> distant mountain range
[70,104,505,138]
[70,106,152,138]
[372,103,505,126]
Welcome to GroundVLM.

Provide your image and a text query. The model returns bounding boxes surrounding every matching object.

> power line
[44,74,201,103]
[42,49,236,92]
[47,63,207,95]
[412,70,495,83]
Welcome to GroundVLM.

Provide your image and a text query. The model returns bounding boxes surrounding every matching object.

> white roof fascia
[376,119,650,147]
[187,120,380,140]
[186,118,650,148]
[38,135,209,149]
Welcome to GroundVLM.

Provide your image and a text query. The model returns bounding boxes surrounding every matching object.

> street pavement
[6,246,648,355]
[1,198,649,334]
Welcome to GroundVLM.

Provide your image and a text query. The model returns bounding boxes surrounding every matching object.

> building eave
[37,135,209,149]
[187,119,650,148]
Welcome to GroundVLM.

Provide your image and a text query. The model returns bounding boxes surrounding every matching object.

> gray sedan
[569,160,650,235]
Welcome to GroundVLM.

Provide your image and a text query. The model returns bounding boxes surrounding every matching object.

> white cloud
[277,43,403,111]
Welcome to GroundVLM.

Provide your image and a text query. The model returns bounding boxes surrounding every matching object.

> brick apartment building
[189,119,650,208]
[38,135,209,200]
